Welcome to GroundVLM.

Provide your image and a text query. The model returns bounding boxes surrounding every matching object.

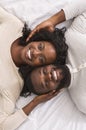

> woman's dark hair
[20,64,71,97]
[19,23,68,65]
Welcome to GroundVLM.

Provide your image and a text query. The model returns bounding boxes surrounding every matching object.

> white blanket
[0,0,86,130]
[0,0,72,29]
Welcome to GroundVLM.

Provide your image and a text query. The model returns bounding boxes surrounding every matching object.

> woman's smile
[26,48,32,61]
[22,41,56,66]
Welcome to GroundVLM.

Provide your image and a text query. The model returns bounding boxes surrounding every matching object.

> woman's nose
[32,50,41,58]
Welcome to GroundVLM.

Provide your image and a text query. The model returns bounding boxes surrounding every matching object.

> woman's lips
[27,49,32,60]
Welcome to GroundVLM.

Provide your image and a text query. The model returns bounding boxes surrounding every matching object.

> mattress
[0,0,86,130]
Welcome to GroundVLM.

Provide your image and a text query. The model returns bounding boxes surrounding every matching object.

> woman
[0,6,68,130]
[18,24,68,66]
[27,0,86,114]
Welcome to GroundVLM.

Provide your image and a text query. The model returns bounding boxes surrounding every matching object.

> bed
[0,0,86,130]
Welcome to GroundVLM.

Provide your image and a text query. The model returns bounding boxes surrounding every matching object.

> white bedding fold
[0,0,72,29]
[17,90,86,130]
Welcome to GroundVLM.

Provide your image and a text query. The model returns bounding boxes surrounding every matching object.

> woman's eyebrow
[42,41,45,49]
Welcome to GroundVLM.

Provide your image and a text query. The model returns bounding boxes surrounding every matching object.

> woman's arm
[0,6,12,22]
[0,91,58,130]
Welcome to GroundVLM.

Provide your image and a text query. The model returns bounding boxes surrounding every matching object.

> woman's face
[21,41,56,66]
[31,65,63,94]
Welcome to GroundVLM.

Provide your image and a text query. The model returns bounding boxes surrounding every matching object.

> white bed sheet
[16,89,86,130]
[0,0,72,29]
[0,0,86,130]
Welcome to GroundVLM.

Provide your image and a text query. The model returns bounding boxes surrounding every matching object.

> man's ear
[59,88,65,92]
[52,90,56,93]
[52,89,59,94]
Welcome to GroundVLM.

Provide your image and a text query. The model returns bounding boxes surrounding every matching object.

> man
[27,0,86,114]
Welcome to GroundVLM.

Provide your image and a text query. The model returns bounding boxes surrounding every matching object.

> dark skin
[23,90,59,115]
[11,38,56,67]
[31,65,63,94]
[26,10,65,41]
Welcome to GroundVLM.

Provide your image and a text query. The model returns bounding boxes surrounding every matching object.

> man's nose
[45,72,52,81]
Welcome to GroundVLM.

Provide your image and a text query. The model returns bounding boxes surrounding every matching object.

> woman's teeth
[27,49,31,60]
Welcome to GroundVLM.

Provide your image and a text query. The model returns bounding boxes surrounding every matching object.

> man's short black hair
[20,64,71,97]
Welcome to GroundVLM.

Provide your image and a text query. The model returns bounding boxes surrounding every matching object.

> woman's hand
[23,90,60,115]
[26,19,55,41]
[34,90,60,104]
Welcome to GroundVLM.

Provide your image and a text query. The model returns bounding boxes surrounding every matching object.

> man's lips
[52,68,61,82]
[52,70,58,81]
[42,67,59,82]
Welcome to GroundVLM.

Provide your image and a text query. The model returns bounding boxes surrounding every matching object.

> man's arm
[27,0,86,41]
[63,0,86,20]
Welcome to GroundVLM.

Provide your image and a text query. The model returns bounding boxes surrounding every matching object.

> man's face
[31,65,63,94]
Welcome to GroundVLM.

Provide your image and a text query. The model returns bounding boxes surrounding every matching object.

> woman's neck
[11,38,24,67]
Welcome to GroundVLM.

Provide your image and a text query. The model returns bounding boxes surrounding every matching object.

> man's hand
[26,19,55,42]
[26,10,65,42]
